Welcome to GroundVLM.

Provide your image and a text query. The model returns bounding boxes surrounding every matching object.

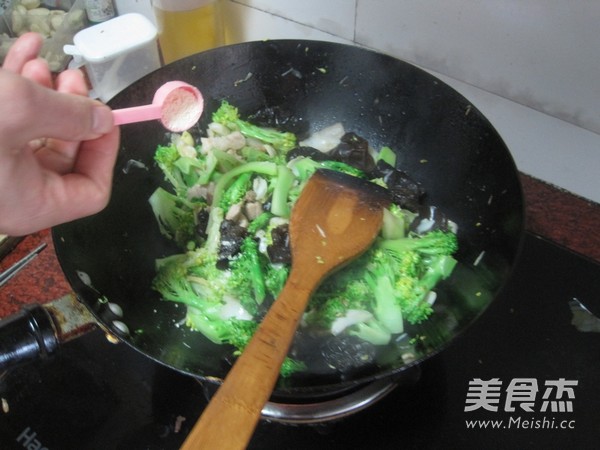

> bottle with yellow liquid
[152,0,225,64]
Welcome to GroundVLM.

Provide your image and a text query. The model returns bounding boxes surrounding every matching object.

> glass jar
[151,0,224,64]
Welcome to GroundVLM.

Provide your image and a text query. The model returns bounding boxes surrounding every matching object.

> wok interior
[52,40,524,397]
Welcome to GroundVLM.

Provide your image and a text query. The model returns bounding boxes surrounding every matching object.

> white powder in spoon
[161,87,202,132]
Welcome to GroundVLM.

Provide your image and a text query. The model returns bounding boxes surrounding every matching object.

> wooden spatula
[180,169,390,450]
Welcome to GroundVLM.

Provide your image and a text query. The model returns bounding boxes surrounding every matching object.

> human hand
[0,33,120,236]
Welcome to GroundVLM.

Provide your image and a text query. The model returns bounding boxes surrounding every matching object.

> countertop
[1,172,599,319]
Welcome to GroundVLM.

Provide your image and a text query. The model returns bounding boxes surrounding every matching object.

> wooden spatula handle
[180,267,319,450]
[181,169,389,449]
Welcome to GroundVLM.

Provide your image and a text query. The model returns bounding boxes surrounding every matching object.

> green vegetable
[148,187,201,248]
[228,236,267,310]
[219,171,252,211]
[379,229,458,256]
[152,247,258,347]
[212,101,297,153]
[155,142,213,196]
[304,230,458,345]
[286,156,367,205]
[288,156,366,182]
[376,146,397,167]
[270,165,295,218]
[211,161,278,209]
[149,100,459,377]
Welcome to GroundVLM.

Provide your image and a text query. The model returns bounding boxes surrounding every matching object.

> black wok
[20,41,526,399]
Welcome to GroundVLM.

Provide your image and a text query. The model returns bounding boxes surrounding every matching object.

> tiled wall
[225,0,600,204]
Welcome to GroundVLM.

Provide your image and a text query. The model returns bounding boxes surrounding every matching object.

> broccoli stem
[241,237,267,305]
[418,254,458,292]
[185,309,227,343]
[236,120,297,152]
[350,320,392,346]
[381,206,407,240]
[204,206,224,254]
[212,148,242,173]
[372,274,404,334]
[379,230,458,256]
[197,151,218,185]
[270,165,295,218]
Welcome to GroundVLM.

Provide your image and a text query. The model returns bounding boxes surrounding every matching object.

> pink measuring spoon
[112,81,204,132]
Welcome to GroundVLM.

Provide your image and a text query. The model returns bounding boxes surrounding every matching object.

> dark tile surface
[520,173,600,262]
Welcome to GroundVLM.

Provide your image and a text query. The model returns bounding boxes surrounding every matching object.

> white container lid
[64,13,157,63]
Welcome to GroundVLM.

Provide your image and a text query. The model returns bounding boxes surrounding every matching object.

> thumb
[1,72,114,147]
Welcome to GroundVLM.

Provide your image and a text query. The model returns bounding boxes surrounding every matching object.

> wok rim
[52,39,526,398]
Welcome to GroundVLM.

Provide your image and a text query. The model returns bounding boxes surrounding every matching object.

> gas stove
[1,232,599,449]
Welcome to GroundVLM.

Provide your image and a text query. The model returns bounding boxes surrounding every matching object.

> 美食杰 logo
[464,378,577,430]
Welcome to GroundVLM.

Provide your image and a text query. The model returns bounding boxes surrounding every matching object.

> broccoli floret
[379,230,458,256]
[303,229,458,345]
[247,211,273,234]
[223,318,306,378]
[228,236,267,312]
[153,248,259,347]
[152,253,199,304]
[395,250,422,277]
[152,232,305,380]
[304,293,352,329]
[154,144,183,189]
[154,143,208,195]
[154,248,224,305]
[264,263,289,298]
[211,100,240,124]
[370,230,458,326]
[212,101,297,153]
[280,358,308,378]
[395,280,434,324]
[148,187,200,248]
[185,308,239,344]
[397,253,456,324]
[222,318,259,351]
[187,303,304,378]
[304,264,372,330]
[366,250,404,334]
[219,172,252,211]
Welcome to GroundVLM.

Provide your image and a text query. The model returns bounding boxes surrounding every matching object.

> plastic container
[64,13,161,101]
